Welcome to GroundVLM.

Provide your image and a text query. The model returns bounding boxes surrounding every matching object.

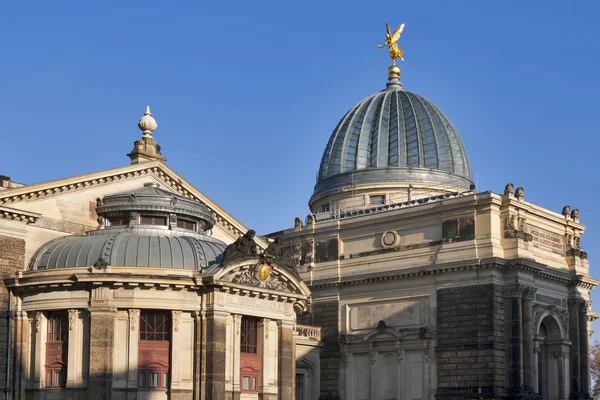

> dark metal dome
[313,77,473,199]
[28,183,226,271]
[28,232,225,271]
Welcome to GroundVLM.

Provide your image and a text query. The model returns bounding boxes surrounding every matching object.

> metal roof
[313,81,473,198]
[28,232,225,271]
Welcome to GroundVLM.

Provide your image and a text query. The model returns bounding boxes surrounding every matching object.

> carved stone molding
[344,351,351,365]
[233,314,242,336]
[172,311,182,332]
[369,349,377,366]
[568,298,587,311]
[263,318,270,339]
[68,309,78,330]
[34,311,43,332]
[128,309,140,331]
[532,303,569,332]
[523,286,538,301]
[504,283,527,298]
[223,264,295,293]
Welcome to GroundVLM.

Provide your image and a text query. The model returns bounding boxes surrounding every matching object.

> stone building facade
[0,62,597,400]
[0,109,320,400]
[271,68,598,400]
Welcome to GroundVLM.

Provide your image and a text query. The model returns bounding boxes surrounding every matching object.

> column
[171,311,183,392]
[579,301,590,398]
[260,318,278,400]
[14,310,30,400]
[568,298,581,398]
[192,310,204,400]
[31,311,46,390]
[533,340,540,394]
[66,309,86,388]
[204,309,229,400]
[506,284,524,392]
[522,286,537,389]
[87,306,117,400]
[278,320,295,400]
[232,314,241,397]
[126,309,140,390]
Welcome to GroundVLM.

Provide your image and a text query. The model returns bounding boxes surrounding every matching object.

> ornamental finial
[377,21,406,80]
[138,105,158,137]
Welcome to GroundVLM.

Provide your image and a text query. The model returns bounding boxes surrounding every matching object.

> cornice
[0,206,40,224]
[308,258,597,290]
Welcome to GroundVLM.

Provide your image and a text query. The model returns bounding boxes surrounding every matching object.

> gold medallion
[257,264,271,282]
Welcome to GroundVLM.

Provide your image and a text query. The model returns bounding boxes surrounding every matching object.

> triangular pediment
[0,161,266,248]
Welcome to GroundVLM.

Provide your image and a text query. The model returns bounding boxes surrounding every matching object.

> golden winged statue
[377,22,405,64]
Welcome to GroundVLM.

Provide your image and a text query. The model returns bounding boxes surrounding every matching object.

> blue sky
[1,1,600,323]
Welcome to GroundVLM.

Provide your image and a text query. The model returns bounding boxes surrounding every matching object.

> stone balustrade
[294,324,321,340]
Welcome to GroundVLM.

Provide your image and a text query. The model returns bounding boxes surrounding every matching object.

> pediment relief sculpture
[219,261,303,295]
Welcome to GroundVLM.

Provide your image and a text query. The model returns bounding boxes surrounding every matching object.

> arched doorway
[535,315,567,400]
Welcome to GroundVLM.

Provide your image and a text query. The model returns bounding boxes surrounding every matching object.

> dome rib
[356,95,381,171]
[410,93,440,169]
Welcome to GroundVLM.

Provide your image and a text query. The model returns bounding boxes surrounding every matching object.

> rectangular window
[149,372,159,387]
[240,318,258,354]
[369,195,386,205]
[140,215,167,226]
[138,310,171,389]
[240,317,260,393]
[140,310,170,341]
[45,312,68,388]
[176,219,196,231]
[107,217,126,226]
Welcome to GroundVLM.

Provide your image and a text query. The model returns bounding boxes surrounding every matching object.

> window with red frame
[45,311,68,388]
[138,310,170,389]
[140,215,167,226]
[176,219,196,231]
[240,317,260,392]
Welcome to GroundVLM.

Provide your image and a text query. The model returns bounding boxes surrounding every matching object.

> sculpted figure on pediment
[222,230,258,266]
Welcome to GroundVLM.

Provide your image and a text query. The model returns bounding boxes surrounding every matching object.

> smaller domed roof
[28,183,225,271]
[28,232,225,271]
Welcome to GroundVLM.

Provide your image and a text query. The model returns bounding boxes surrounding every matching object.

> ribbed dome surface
[313,83,473,198]
[28,232,225,271]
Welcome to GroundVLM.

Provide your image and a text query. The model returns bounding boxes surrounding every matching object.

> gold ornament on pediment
[257,264,271,282]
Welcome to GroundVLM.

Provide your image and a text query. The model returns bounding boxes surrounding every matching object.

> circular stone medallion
[381,231,399,248]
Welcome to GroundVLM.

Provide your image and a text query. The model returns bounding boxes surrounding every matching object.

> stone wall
[297,296,339,400]
[436,283,505,399]
[0,234,26,394]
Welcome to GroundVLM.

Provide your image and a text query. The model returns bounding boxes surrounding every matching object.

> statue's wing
[385,21,391,37]
[391,23,405,43]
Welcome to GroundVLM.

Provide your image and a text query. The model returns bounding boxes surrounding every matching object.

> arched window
[45,312,68,388]
[138,310,170,389]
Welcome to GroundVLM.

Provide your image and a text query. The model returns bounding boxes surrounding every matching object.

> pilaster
[277,320,295,400]
[578,301,590,399]
[505,284,525,394]
[87,306,117,400]
[204,309,229,400]
[126,309,139,392]
[568,298,581,399]
[522,286,537,390]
